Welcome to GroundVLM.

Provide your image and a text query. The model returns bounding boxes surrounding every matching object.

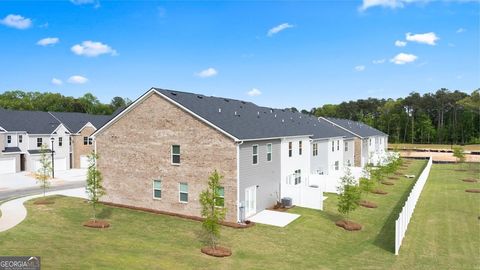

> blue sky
[0,0,479,110]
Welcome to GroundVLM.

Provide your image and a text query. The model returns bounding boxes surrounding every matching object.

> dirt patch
[381,181,394,186]
[372,189,388,195]
[33,200,55,205]
[83,220,110,228]
[201,246,232,257]
[388,177,399,180]
[462,179,478,183]
[359,200,378,208]
[465,189,480,193]
[335,220,362,231]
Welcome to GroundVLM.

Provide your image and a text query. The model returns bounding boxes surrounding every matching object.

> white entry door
[245,186,257,218]
[80,155,89,169]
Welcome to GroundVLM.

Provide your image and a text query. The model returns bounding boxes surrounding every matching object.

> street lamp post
[50,137,55,179]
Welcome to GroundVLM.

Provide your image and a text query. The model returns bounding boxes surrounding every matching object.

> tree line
[0,90,131,115]
[300,88,479,145]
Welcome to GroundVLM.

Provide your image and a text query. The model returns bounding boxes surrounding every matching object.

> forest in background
[0,88,479,145]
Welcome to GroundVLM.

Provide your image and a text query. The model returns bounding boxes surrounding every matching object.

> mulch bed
[33,200,55,205]
[359,200,378,208]
[101,201,254,229]
[268,205,295,212]
[201,246,232,257]
[335,220,362,231]
[83,220,110,228]
[372,189,388,195]
[465,189,480,193]
[462,179,478,183]
[381,181,394,186]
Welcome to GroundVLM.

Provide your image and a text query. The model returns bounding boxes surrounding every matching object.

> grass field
[0,160,478,269]
[390,143,480,151]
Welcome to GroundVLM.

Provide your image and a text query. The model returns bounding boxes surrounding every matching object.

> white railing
[395,157,433,255]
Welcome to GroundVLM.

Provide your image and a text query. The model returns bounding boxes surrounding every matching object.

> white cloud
[195,68,218,78]
[71,41,117,57]
[390,53,418,64]
[51,78,63,85]
[67,75,88,84]
[372,59,386,64]
[406,32,439,45]
[0,14,32,29]
[456,28,466,33]
[267,23,294,37]
[395,40,407,47]
[354,65,366,72]
[359,0,403,11]
[37,37,59,46]
[247,88,262,97]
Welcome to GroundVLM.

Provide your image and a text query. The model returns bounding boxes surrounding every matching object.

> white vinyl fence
[395,157,433,255]
[282,174,323,210]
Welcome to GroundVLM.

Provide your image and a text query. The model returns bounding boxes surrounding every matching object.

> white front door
[245,186,257,218]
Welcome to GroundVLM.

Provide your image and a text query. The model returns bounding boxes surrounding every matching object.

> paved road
[0,181,85,201]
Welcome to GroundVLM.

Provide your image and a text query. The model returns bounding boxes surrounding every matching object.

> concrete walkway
[249,210,300,227]
[0,188,87,232]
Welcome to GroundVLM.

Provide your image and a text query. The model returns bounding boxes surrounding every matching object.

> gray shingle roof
[154,88,351,140]
[0,108,61,134]
[2,147,21,153]
[50,112,112,133]
[322,117,387,137]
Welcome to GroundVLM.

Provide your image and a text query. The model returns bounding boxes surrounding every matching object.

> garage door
[80,155,89,169]
[54,158,67,171]
[0,158,15,175]
[33,158,67,172]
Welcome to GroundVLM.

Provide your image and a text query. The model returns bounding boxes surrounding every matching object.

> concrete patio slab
[249,210,300,227]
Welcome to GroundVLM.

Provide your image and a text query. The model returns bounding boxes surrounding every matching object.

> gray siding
[239,139,281,213]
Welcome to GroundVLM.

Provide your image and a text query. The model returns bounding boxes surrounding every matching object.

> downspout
[236,140,243,223]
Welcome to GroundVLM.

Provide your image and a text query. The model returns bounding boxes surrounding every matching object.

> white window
[19,135,22,143]
[331,141,334,152]
[37,138,42,147]
[84,137,88,145]
[88,138,93,145]
[313,143,318,156]
[369,138,372,146]
[7,135,11,144]
[215,186,225,207]
[294,169,301,185]
[347,160,352,167]
[299,141,303,155]
[345,141,348,152]
[153,180,162,199]
[179,183,188,202]
[59,137,63,147]
[288,142,293,157]
[337,140,340,151]
[335,161,339,171]
[172,145,181,164]
[252,145,258,164]
[266,143,272,162]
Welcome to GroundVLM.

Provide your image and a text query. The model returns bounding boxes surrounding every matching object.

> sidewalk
[0,188,87,232]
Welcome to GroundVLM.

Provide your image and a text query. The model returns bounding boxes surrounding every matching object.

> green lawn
[390,143,480,151]
[0,160,478,269]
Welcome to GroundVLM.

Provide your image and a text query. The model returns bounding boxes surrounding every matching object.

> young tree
[85,152,106,221]
[199,170,227,250]
[337,168,361,221]
[35,144,52,197]
[452,146,466,163]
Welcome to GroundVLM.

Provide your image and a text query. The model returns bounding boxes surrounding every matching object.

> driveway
[0,169,86,190]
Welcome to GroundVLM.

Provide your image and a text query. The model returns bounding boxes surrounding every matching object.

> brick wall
[95,93,238,222]
[72,126,96,168]
[354,137,362,167]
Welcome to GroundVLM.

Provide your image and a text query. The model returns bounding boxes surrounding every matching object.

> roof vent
[170,92,177,96]
[218,108,222,113]
[282,119,285,122]
[197,95,203,99]
[274,114,277,118]
[234,111,237,115]
[257,111,260,115]
[270,109,273,113]
[224,99,230,102]
[241,101,246,104]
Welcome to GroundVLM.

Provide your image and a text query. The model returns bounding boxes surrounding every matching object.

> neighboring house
[319,117,389,167]
[92,88,356,223]
[0,108,114,175]
[50,112,111,169]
